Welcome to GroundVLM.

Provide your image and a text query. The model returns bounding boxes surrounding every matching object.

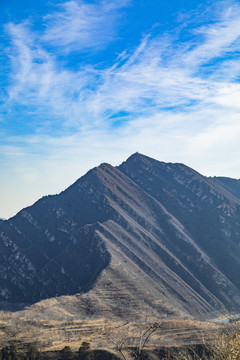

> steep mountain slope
[0,153,240,319]
[0,166,112,303]
[211,176,240,201]
[119,153,240,295]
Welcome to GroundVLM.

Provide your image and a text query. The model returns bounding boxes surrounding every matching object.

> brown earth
[0,291,222,352]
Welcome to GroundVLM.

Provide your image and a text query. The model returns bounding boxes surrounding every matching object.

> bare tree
[103,321,163,360]
[133,322,162,358]
[104,332,130,360]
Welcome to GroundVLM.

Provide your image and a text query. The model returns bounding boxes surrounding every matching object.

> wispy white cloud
[182,3,240,69]
[5,1,240,129]
[42,0,129,54]
[2,0,240,218]
[6,21,95,129]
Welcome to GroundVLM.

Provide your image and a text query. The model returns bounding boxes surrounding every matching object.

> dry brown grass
[2,306,240,360]
[1,295,235,359]
[208,321,240,360]
[0,306,219,354]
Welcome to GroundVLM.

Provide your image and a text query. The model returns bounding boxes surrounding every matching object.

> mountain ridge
[0,153,240,319]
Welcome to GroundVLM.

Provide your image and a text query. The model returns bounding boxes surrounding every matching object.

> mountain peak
[119,152,158,170]
[125,151,151,162]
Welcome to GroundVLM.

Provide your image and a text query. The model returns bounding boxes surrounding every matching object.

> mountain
[0,153,240,319]
[211,176,240,201]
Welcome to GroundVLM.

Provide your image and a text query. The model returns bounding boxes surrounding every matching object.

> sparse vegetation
[0,343,119,360]
[1,321,240,360]
[209,320,240,360]
[1,314,240,359]
[78,342,91,360]
[60,346,74,360]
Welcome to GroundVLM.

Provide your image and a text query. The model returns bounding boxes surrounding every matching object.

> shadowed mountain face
[0,153,240,318]
[212,176,240,201]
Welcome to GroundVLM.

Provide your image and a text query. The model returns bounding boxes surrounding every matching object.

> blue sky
[1,0,240,218]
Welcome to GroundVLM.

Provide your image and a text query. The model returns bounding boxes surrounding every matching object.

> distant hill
[0,153,240,319]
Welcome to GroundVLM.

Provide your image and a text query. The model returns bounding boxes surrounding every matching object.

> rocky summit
[0,153,240,319]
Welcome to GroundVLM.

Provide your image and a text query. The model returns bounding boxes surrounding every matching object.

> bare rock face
[0,153,240,318]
